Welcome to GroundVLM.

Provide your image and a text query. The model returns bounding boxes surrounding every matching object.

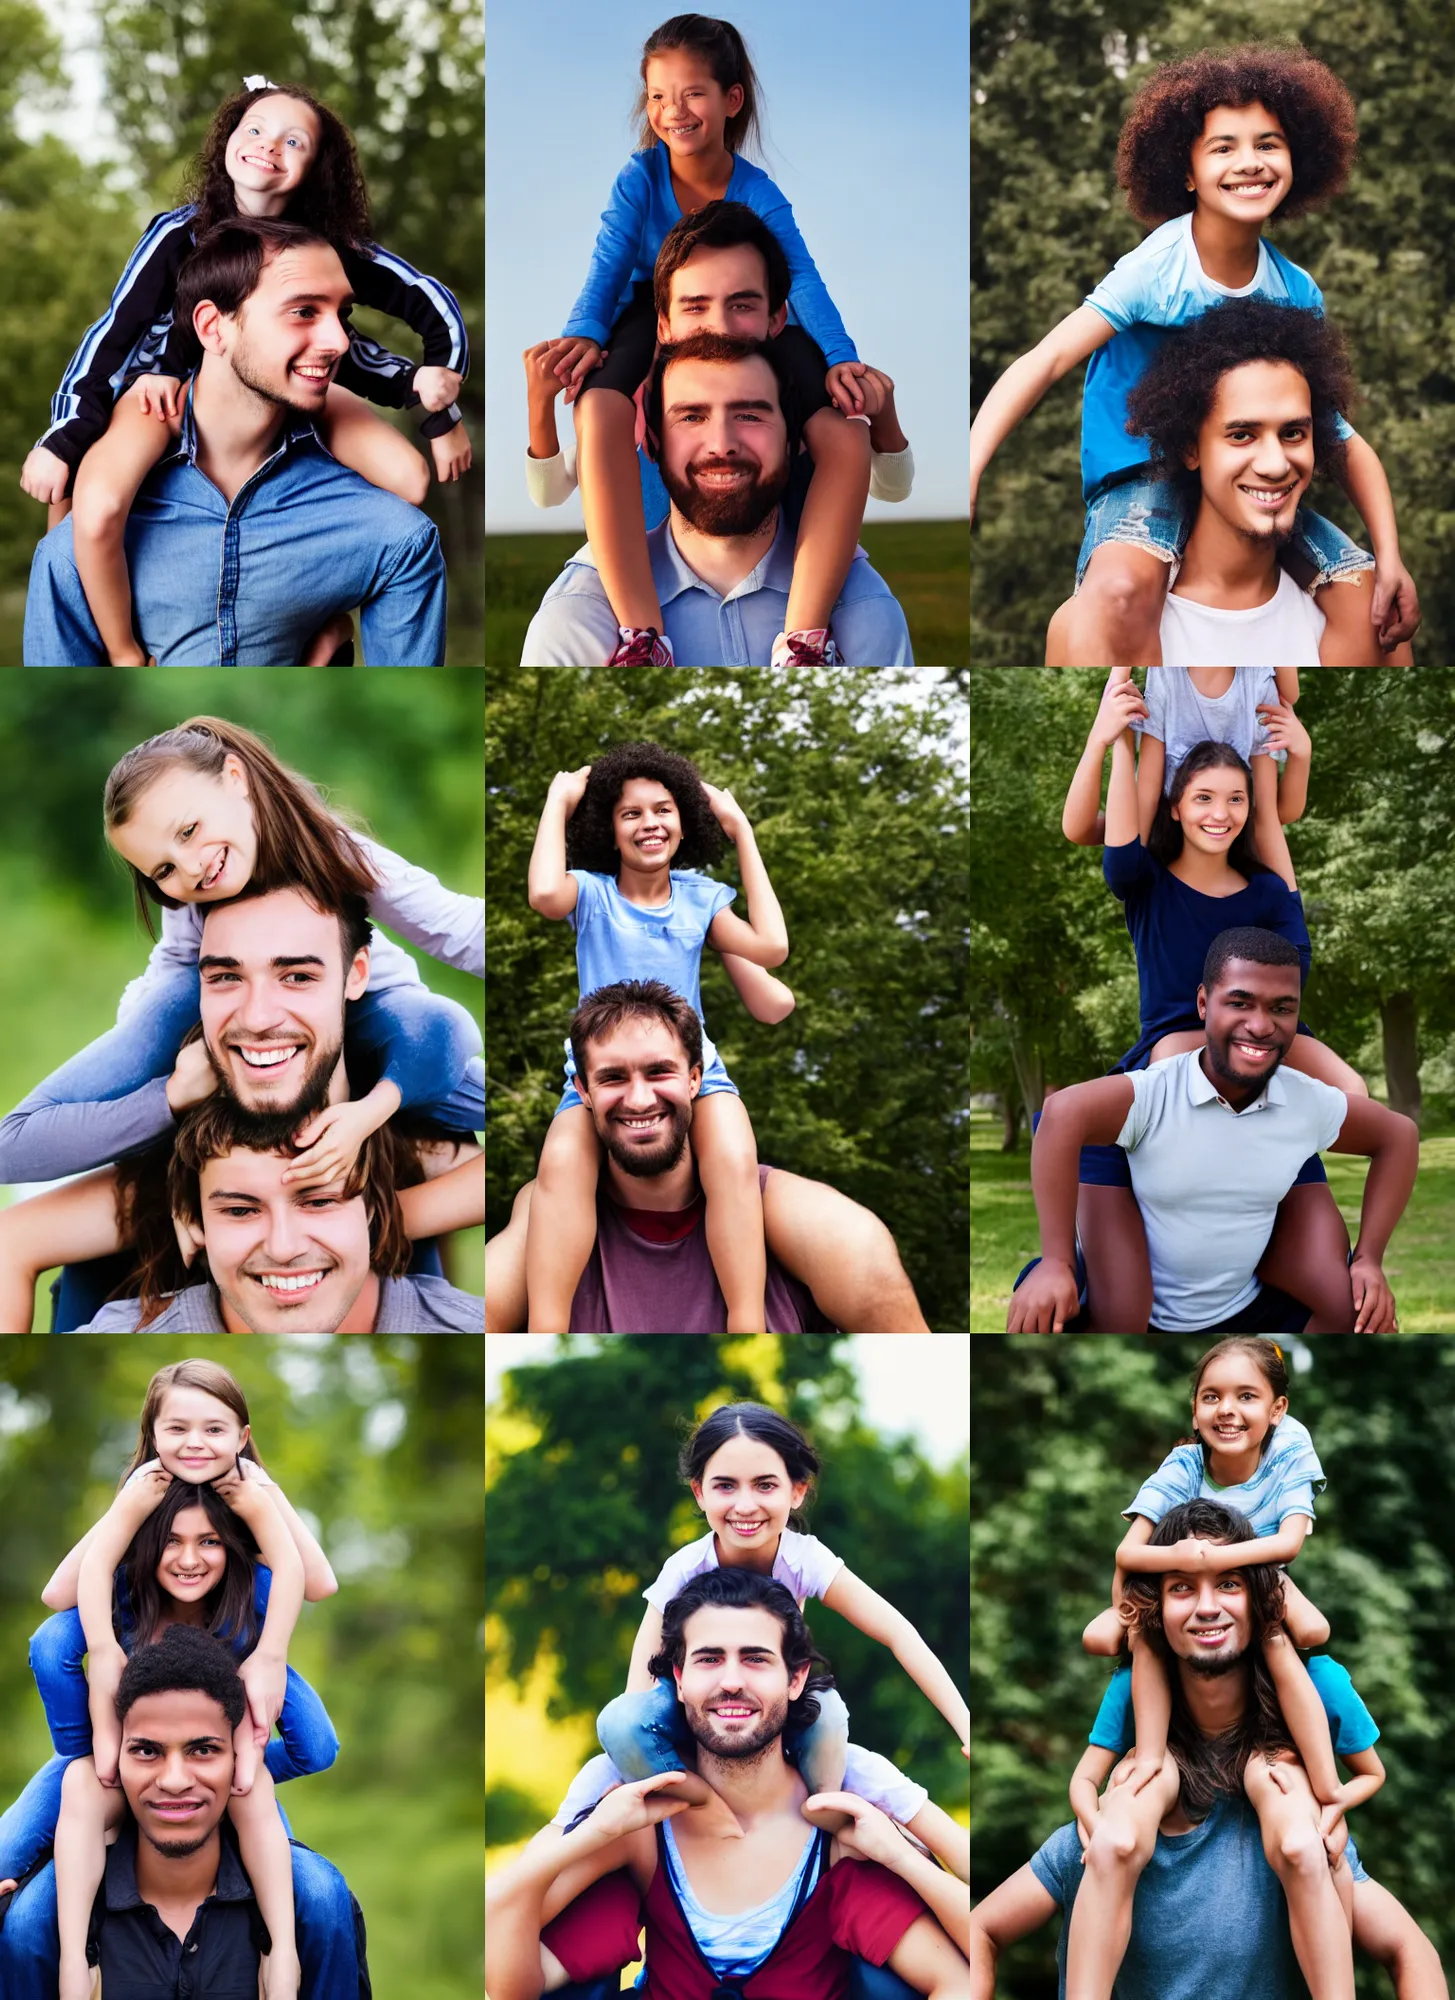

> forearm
[526,799,572,908]
[527,398,561,462]
[1069,1772,1101,1831]
[892,1624,970,1742]
[77,1515,134,1656]
[1277,752,1309,826]
[266,1487,338,1601]
[485,1821,615,2000]
[249,1506,306,1660]
[882,1843,970,1957]
[398,1152,486,1239]
[969,1923,997,2000]
[731,825,788,961]
[1103,731,1139,845]
[1336,1771,1384,1814]
[1062,738,1109,845]
[43,1522,106,1610]
[969,348,1057,489]
[0,1077,173,1182]
[1354,1131,1420,1263]
[1029,1107,1086,1266]
[1335,434,1401,561]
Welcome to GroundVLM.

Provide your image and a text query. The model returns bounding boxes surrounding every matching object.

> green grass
[970,1108,1455,1332]
[484,519,969,667]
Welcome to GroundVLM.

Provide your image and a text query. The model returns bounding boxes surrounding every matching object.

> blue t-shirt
[1126,1413,1325,1540]
[1080,212,1352,500]
[1102,839,1312,1071]
[1031,1801,1368,2000]
[1088,1653,1380,1757]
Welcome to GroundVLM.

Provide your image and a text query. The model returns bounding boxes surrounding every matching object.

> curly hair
[646,1566,836,1735]
[116,1624,248,1733]
[564,741,725,875]
[183,83,372,248]
[1124,296,1356,478]
[1117,43,1358,227]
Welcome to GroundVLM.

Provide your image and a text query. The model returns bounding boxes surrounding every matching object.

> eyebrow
[687,1645,777,1660]
[205,1183,346,1204]
[1219,987,1299,1004]
[676,289,765,306]
[196,954,328,972]
[1203,128,1285,144]
[1220,415,1311,430]
[125,1735,228,1751]
[276,290,354,309]
[666,397,777,417]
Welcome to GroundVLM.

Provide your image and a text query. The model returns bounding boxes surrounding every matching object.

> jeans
[1075,473,1374,594]
[596,1677,851,1799]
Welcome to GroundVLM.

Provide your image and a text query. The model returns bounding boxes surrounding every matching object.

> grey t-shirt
[75,1273,484,1332]
[1030,1801,1367,2000]
[1132,666,1278,784]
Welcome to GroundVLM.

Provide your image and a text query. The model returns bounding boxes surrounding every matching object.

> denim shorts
[1075,473,1375,594]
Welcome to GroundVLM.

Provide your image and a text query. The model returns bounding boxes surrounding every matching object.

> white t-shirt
[643,1526,845,1611]
[1161,565,1326,667]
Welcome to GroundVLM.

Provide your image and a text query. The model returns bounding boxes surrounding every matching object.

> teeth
[238,1046,295,1068]
[256,1271,326,1294]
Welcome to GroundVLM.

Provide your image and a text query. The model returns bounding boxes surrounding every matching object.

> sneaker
[770,627,841,668]
[606,625,675,666]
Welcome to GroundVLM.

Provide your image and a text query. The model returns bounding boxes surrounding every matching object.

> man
[0,1625,368,1998]
[520,331,913,667]
[970,1503,1447,2000]
[1044,299,1416,667]
[486,1569,970,1999]
[484,980,929,1333]
[24,216,449,666]
[1007,927,1419,1333]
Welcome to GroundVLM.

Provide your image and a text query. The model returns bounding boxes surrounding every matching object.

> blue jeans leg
[30,1611,92,1759]
[596,1680,693,1778]
[787,1687,850,1796]
[266,1667,341,1783]
[0,1862,59,2000]
[0,1758,73,1885]
[292,1842,361,2000]
[345,984,482,1112]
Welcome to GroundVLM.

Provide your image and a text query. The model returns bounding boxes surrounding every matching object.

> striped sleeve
[1124,1443,1202,1524]
[343,241,470,373]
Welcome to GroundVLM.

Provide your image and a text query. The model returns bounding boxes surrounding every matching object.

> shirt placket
[213,438,297,667]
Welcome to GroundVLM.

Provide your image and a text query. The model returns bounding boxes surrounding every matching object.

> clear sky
[485,0,969,533]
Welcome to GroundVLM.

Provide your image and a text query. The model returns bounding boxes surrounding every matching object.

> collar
[1184,1047,1289,1115]
[650,511,794,606]
[104,1817,254,1914]
[161,375,321,470]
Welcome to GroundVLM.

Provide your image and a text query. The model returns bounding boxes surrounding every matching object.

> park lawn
[969,1109,1455,1332]
[484,519,969,668]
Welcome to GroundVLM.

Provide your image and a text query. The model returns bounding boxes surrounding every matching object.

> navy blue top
[1103,840,1312,1072]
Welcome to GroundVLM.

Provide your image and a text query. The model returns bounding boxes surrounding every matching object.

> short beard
[143,1828,215,1859]
[228,336,332,418]
[683,1695,789,1763]
[205,1031,341,1142]
[1180,1633,1247,1678]
[598,1100,692,1178]
[1204,1034,1285,1098]
[661,453,790,537]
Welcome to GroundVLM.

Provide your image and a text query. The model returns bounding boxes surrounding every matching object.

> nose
[1236,1005,1276,1041]
[1193,1578,1222,1617]
[261,1203,311,1265]
[619,1072,658,1114]
[697,413,737,459]
[310,311,350,358]
[157,1749,195,1793]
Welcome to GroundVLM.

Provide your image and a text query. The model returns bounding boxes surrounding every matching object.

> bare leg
[1128,1630,1171,1774]
[1244,1754,1354,2000]
[1146,1029,1202,1063]
[1279,1572,1331,1650]
[1256,1182,1354,1334]
[1077,1183,1152,1334]
[485,1180,532,1332]
[786,411,872,635]
[1060,544,1170,669]
[229,1770,300,1999]
[1066,1755,1182,2000]
[574,387,663,641]
[71,391,174,665]
[691,1094,766,1332]
[1084,1563,1133,1657]
[56,1757,125,2000]
[320,384,430,507]
[524,1107,601,1333]
[1281,1035,1369,1097]
[1262,1632,1340,1802]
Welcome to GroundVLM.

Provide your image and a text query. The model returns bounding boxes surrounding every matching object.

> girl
[533,13,876,668]
[969,43,1418,665]
[18,78,471,667]
[0,1360,348,2000]
[1067,1338,1385,2000]
[525,741,791,1334]
[546,1401,968,1882]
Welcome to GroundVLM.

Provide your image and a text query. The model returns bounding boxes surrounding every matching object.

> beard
[597,1098,692,1178]
[143,1827,216,1859]
[1203,1031,1286,1098]
[661,452,790,536]
[228,333,336,416]
[205,1029,342,1141]
[682,1691,790,1763]
[1178,1628,1248,1678]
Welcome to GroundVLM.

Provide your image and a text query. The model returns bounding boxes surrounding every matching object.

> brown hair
[569,978,704,1084]
[652,200,790,320]
[635,14,764,158]
[183,83,371,246]
[171,216,337,360]
[104,717,380,937]
[122,1361,263,1483]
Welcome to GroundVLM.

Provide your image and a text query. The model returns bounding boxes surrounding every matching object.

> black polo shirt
[88,1819,263,1997]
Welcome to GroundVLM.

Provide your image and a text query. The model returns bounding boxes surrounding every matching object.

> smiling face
[186,1146,376,1333]
[674,1603,809,1762]
[657,353,790,537]
[658,242,783,345]
[613,775,683,872]
[1185,100,1292,226]
[1185,359,1315,546]
[1160,1555,1254,1676]
[1192,1355,1288,1460]
[691,1433,806,1560]
[223,94,320,209]
[119,1688,234,1857]
[155,1504,228,1618]
[1197,955,1301,1097]
[645,49,742,159]
[576,1014,701,1178]
[201,241,354,415]
[1171,761,1249,859]
[152,1386,249,1484]
[108,754,259,904]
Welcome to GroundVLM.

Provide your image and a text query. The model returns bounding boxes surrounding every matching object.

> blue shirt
[521,514,913,667]
[1080,213,1352,500]
[565,868,734,1086]
[23,394,446,666]
[1126,1412,1326,1540]
[563,147,856,365]
[1088,1653,1379,1758]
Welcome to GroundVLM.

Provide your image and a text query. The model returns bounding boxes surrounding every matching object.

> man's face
[1159,1549,1254,1676]
[1197,956,1300,1097]
[657,354,791,535]
[1185,359,1315,547]
[118,1688,235,1857]
[199,890,367,1126]
[658,243,785,345]
[205,242,354,416]
[188,1147,375,1333]
[673,1604,810,1761]
[577,1016,701,1178]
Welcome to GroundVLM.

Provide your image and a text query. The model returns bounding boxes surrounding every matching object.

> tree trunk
[1008,1034,1045,1130]
[1380,991,1422,1126]
[999,1092,1022,1153]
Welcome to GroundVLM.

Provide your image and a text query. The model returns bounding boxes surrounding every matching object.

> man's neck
[691,1741,805,1828]
[604,1149,699,1214]
[1197,1044,1265,1114]
[189,357,290,504]
[668,504,779,601]
[1190,207,1263,289]
[133,1827,222,1942]
[1173,499,1282,610]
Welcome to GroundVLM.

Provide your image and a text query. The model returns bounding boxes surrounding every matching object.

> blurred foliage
[971,2,1455,664]
[485,668,970,1332]
[485,1335,970,1827]
[972,1333,1455,1995]
[0,1335,484,1998]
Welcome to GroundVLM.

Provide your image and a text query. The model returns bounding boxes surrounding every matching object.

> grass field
[484,519,970,668]
[969,1108,1455,1332]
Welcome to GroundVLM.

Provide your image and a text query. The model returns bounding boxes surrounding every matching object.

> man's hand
[1090,665,1148,749]
[700,780,747,843]
[414,365,463,414]
[167,1037,219,1116]
[1255,699,1311,763]
[1371,556,1420,650]
[430,421,472,482]
[1317,1795,1350,1862]
[1006,1256,1080,1332]
[20,445,71,506]
[548,764,593,815]
[1350,1251,1397,1332]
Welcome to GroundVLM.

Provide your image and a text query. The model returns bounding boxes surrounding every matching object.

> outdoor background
[2,0,483,663]
[484,0,969,667]
[0,670,484,1332]
[971,2,1455,664]
[969,668,1455,1331]
[486,666,970,1333]
[0,1335,484,1999]
[972,1333,1455,1997]
[485,1330,970,1984]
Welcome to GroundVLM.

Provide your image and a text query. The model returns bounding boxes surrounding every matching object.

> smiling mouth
[666,121,702,136]
[199,847,228,892]
[233,1043,301,1073]
[146,1799,207,1820]
[711,1703,757,1719]
[1190,1627,1232,1646]
[291,362,333,386]
[725,1518,766,1534]
[1232,1040,1276,1062]
[251,1270,329,1301]
[242,153,283,172]
[615,1112,666,1136]
[1238,483,1296,511]
[693,464,752,484]
[1222,180,1276,198]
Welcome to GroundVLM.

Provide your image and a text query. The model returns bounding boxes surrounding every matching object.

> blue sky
[485,0,969,533]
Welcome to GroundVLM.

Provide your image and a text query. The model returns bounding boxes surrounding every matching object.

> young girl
[525,741,791,1333]
[1068,1339,1385,2000]
[0,1361,350,2000]
[532,13,877,668]
[545,1402,969,1882]
[969,43,1418,664]
[18,78,471,667]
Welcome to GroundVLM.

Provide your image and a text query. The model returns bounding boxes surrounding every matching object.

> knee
[1081,557,1163,634]
[701,1123,760,1189]
[29,1612,79,1680]
[811,414,872,470]
[59,1754,100,1805]
[290,1844,352,1923]
[402,453,431,509]
[70,475,128,541]
[576,386,632,435]
[1270,1818,1324,1881]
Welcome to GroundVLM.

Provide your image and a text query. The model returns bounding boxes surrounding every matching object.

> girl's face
[1193,1356,1287,1456]
[155,1504,228,1612]
[152,1387,249,1483]
[645,50,742,159]
[614,776,682,870]
[109,754,258,903]
[224,94,321,206]
[1184,100,1292,228]
[1171,765,1248,856]
[692,1434,807,1552]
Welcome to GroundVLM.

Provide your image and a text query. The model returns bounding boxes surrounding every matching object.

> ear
[221,753,250,795]
[688,1065,703,1101]
[787,1660,811,1702]
[1182,441,1201,471]
[344,947,370,1002]
[789,1478,809,1513]
[193,299,228,358]
[767,303,788,339]
[690,1478,705,1511]
[1197,983,1208,1022]
[1268,1398,1288,1426]
[673,1664,685,1702]
[657,309,672,344]
[179,1214,207,1259]
[725,83,744,119]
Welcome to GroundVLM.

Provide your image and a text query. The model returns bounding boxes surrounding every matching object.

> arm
[342,240,469,375]
[527,769,591,920]
[760,1168,929,1333]
[1135,733,1165,849]
[624,1603,665,1694]
[1328,1095,1422,1332]
[752,181,859,368]
[358,837,485,977]
[968,1862,1061,2000]
[211,1474,307,1747]
[0,1168,125,1338]
[0,1075,177,1185]
[713,949,796,1024]
[701,786,788,967]
[1008,1075,1137,1333]
[820,1803,970,1962]
[524,341,565,464]
[1328,1745,1386,1824]
[1069,1744,1119,1851]
[1351,1875,1447,2000]
[1060,670,1150,846]
[398,1151,485,1240]
[819,1569,968,1750]
[970,305,1117,520]
[251,1481,338,1603]
[1331,432,1420,648]
[1256,698,1312,832]
[78,1471,174,1781]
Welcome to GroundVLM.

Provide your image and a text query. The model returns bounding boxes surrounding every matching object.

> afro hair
[1117,43,1358,228]
[565,742,726,876]
[116,1624,248,1732]
[1124,296,1356,478]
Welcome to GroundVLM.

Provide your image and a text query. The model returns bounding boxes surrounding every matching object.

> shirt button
[188,1941,198,1951]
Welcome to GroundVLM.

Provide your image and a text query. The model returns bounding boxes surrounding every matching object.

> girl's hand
[121,1466,175,1520]
[20,445,71,505]
[211,1463,266,1523]
[236,1455,275,1488]
[523,340,567,415]
[1256,700,1311,763]
[238,1650,288,1748]
[825,362,869,417]
[231,1712,261,1797]
[543,337,603,405]
[131,374,184,421]
[1371,556,1420,649]
[804,1792,905,1870]
[414,365,463,414]
[1317,1796,1350,1861]
[581,1770,693,1842]
[283,1096,391,1189]
[1090,666,1148,749]
[548,764,593,815]
[430,422,472,483]
[167,1036,220,1115]
[701,781,747,842]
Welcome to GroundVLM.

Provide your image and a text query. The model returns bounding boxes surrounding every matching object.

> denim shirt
[23,396,446,665]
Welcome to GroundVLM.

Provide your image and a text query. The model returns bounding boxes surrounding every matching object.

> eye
[220,1206,260,1219]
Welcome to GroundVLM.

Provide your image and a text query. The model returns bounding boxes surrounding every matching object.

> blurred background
[0,669,484,1330]
[2,0,482,662]
[972,1333,1455,1996]
[0,1334,484,1999]
[485,1331,969,1962]
[487,666,969,1333]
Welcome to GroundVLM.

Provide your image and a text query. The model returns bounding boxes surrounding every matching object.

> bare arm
[703,788,788,968]
[1328,1095,1421,1330]
[1331,1744,1386,1819]
[257,1482,338,1602]
[1069,1744,1119,1849]
[1135,733,1165,849]
[820,1568,968,1748]
[397,1151,486,1240]
[1117,1514,1312,1574]
[968,1862,1061,2000]
[823,1804,970,1963]
[624,1603,665,1693]
[1352,1875,1448,2000]
[713,948,796,1024]
[0,1168,125,1336]
[970,304,1117,519]
[527,769,590,920]
[1060,670,1148,848]
[43,1518,109,1612]
[1007,1072,1138,1332]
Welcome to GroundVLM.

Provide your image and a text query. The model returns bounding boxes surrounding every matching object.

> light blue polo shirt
[519,514,913,667]
[1118,1048,1347,1331]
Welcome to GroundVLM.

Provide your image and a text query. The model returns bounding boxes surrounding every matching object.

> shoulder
[1026,1821,1081,1904]
[521,551,620,667]
[831,554,912,661]
[376,1274,485,1332]
[1276,1068,1346,1116]
[135,206,198,252]
[73,1298,145,1331]
[1263,242,1324,307]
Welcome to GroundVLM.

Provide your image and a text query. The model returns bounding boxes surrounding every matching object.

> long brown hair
[1146,739,1270,881]
[103,717,380,936]
[183,82,371,247]
[118,1479,262,1657]
[121,1361,264,1484]
[635,14,764,158]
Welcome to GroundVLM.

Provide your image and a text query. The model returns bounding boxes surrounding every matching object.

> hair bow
[242,74,278,90]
